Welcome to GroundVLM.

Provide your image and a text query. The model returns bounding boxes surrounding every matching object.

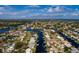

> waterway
[0,24,20,34]
[57,31,79,48]
[26,28,47,53]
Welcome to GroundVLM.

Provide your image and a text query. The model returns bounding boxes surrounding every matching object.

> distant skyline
[0,5,79,19]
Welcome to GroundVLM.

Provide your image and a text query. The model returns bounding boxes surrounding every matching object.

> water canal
[57,31,79,48]
[26,28,47,53]
[0,24,20,34]
[35,30,47,53]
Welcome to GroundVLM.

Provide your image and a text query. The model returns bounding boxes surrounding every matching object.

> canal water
[26,28,47,53]
[57,31,79,48]
[36,30,47,53]
[0,27,10,33]
[0,24,19,34]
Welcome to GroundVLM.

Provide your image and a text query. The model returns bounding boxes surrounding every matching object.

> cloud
[28,5,40,8]
[0,12,3,15]
[71,13,79,16]
[0,7,5,10]
[0,6,11,11]
[48,7,53,12]
[54,6,63,12]
[47,6,64,12]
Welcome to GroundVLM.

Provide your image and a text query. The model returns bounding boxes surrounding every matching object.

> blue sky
[0,5,79,19]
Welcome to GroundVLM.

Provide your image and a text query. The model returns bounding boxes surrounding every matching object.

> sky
[0,5,79,19]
